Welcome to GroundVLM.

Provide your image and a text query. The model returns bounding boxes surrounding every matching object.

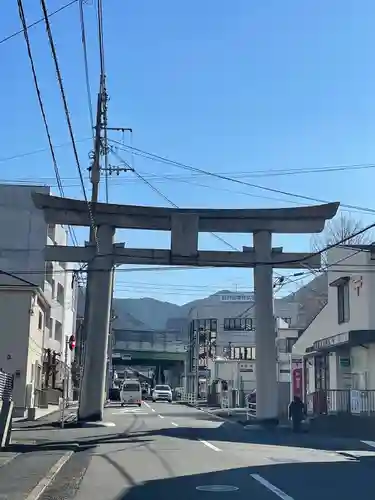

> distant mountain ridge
[111,278,327,331]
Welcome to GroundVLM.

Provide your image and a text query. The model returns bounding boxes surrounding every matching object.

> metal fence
[0,371,13,402]
[306,389,375,416]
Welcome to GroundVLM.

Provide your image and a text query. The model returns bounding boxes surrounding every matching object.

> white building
[293,245,375,415]
[185,291,301,414]
[0,184,77,414]
[186,291,300,361]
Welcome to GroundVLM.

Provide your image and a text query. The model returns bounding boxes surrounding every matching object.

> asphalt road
[5,402,375,500]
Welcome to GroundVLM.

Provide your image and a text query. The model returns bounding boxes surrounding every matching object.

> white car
[120,380,142,407]
[152,384,173,403]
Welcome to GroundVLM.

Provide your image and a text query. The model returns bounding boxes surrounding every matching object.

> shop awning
[306,329,375,353]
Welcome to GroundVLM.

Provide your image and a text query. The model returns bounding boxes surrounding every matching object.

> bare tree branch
[311,212,373,267]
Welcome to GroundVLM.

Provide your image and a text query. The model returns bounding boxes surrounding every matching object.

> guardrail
[179,391,197,405]
[246,402,256,420]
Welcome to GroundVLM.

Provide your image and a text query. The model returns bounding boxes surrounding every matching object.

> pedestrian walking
[288,395,306,432]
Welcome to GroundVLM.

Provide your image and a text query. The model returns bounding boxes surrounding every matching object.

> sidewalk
[0,406,80,500]
[12,404,60,424]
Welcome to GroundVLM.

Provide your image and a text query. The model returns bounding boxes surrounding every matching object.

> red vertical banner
[291,356,303,400]
[292,368,303,399]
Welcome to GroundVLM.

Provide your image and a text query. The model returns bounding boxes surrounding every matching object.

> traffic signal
[68,335,76,351]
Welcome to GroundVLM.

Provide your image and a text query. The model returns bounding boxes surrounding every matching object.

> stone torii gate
[32,193,339,423]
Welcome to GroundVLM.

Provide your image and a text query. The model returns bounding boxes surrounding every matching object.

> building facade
[186,291,300,368]
[293,245,375,415]
[0,184,77,413]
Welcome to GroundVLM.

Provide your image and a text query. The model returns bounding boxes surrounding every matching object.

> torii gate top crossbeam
[32,193,339,234]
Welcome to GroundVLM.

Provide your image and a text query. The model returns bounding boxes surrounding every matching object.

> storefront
[305,329,375,414]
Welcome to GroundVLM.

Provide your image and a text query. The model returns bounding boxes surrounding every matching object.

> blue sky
[2,0,375,304]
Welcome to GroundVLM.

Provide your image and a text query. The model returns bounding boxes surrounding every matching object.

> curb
[185,403,245,426]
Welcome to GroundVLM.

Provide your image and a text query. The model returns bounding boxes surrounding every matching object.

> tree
[311,212,373,267]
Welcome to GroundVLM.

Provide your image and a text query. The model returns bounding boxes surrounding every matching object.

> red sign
[292,368,303,399]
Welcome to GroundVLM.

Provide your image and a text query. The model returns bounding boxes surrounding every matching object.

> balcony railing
[306,389,375,416]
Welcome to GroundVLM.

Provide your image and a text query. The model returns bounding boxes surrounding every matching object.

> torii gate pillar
[253,230,277,423]
[78,225,115,422]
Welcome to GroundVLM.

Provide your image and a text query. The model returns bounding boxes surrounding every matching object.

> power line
[40,0,98,249]
[1,0,78,46]
[3,171,374,217]
[110,148,240,252]
[78,0,94,134]
[16,0,78,247]
[110,140,375,216]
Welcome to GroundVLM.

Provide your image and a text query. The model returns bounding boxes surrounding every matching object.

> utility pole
[77,79,106,421]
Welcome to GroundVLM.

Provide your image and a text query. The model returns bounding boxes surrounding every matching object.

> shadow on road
[111,458,375,500]
[125,423,373,453]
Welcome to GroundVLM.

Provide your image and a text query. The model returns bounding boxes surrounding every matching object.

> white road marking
[112,411,149,415]
[158,414,165,419]
[143,401,151,408]
[199,439,221,452]
[0,453,18,468]
[361,440,375,448]
[171,422,179,427]
[251,474,294,500]
[151,408,156,412]
[25,451,74,500]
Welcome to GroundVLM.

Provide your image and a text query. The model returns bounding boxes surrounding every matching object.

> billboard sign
[220,293,254,302]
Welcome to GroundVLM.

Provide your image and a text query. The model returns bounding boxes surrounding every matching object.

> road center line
[171,422,179,427]
[158,414,165,419]
[251,474,294,500]
[26,451,74,500]
[199,439,221,452]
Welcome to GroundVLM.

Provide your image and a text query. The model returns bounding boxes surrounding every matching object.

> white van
[120,380,142,407]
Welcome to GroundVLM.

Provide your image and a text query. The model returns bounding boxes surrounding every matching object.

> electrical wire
[40,0,98,250]
[110,148,240,252]
[1,0,78,46]
[16,0,78,247]
[3,171,373,217]
[78,0,94,134]
[110,139,375,217]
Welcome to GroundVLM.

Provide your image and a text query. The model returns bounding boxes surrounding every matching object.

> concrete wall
[0,184,77,359]
[0,184,49,288]
[0,288,48,414]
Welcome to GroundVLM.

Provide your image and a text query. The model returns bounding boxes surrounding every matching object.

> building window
[224,318,254,331]
[48,318,53,338]
[282,317,292,326]
[38,311,43,330]
[286,338,296,353]
[55,320,63,344]
[337,281,350,324]
[229,346,255,360]
[57,283,64,306]
[45,262,53,286]
[47,224,55,242]
[192,318,218,367]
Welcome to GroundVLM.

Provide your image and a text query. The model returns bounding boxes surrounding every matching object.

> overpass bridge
[112,339,186,366]
[112,329,187,366]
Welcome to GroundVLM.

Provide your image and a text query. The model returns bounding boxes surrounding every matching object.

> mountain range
[111,275,328,331]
